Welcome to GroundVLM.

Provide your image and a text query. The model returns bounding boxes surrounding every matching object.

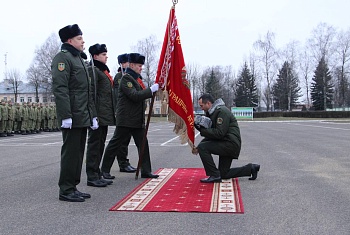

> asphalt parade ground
[1,119,350,235]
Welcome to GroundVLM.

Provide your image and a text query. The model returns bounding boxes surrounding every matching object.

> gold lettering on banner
[176,35,181,44]
[187,115,194,128]
[169,89,188,114]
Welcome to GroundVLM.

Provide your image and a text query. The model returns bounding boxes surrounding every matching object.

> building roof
[0,81,47,94]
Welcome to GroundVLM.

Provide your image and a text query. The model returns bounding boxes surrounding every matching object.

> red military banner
[156,6,195,148]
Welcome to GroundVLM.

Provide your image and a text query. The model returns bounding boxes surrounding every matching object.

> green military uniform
[40,103,45,131]
[197,98,252,179]
[21,102,29,135]
[0,101,9,137]
[7,102,15,136]
[35,103,42,133]
[14,103,22,134]
[86,54,116,182]
[47,103,54,131]
[113,70,133,169]
[101,65,155,176]
[52,42,96,196]
[43,103,49,131]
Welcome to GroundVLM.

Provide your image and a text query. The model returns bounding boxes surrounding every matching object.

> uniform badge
[58,63,65,71]
[217,117,223,125]
[127,82,133,88]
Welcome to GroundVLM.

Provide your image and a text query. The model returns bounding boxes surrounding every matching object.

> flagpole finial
[172,0,178,6]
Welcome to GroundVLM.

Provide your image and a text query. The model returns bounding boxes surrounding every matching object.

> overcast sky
[1,0,349,81]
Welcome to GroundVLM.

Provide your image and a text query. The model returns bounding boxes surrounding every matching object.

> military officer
[84,43,116,187]
[101,53,159,179]
[102,53,137,175]
[194,93,260,183]
[52,24,98,202]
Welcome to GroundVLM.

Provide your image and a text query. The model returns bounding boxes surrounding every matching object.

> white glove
[150,83,159,93]
[91,117,99,130]
[61,118,72,129]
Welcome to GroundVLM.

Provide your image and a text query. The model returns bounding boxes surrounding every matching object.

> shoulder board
[61,49,68,53]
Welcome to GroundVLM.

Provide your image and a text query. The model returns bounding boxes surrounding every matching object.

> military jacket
[52,43,96,128]
[115,68,152,128]
[88,60,115,126]
[1,104,9,121]
[200,99,242,158]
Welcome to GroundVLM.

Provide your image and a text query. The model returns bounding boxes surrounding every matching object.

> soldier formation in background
[0,100,59,137]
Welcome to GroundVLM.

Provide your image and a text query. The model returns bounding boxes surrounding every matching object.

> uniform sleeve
[120,75,152,102]
[200,109,230,140]
[52,53,72,120]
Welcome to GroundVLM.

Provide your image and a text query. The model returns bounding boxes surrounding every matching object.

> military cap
[128,53,145,64]
[58,24,83,43]
[118,53,129,64]
[89,43,107,56]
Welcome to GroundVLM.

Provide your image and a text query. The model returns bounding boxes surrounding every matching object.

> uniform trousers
[101,126,152,174]
[86,125,108,181]
[59,127,87,195]
[197,139,251,178]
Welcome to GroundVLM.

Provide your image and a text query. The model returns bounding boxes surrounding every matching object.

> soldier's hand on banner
[194,124,201,131]
[150,83,159,93]
[192,147,199,155]
[91,117,99,130]
[61,118,72,129]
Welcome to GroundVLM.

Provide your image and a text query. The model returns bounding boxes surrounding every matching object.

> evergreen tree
[204,67,221,99]
[234,62,258,107]
[272,61,301,111]
[310,57,334,110]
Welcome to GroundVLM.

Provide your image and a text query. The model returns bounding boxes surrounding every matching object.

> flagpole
[135,92,156,179]
[135,0,179,179]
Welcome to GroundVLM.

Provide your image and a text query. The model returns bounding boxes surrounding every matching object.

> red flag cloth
[156,6,195,148]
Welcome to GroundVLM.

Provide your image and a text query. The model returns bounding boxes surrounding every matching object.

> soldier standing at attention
[101,53,159,179]
[21,102,29,135]
[101,53,136,177]
[0,100,9,137]
[35,103,42,133]
[14,103,22,134]
[85,43,115,187]
[7,101,15,136]
[52,24,98,202]
[0,100,7,137]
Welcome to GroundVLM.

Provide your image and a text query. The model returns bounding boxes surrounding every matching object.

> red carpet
[110,168,244,213]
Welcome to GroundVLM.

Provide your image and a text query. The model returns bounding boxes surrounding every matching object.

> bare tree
[298,48,313,109]
[4,69,23,102]
[185,62,201,105]
[333,28,350,109]
[307,23,337,110]
[253,31,278,111]
[131,35,161,87]
[32,33,61,95]
[279,40,301,110]
[307,22,337,65]
[221,65,235,107]
[26,64,42,102]
[249,53,262,110]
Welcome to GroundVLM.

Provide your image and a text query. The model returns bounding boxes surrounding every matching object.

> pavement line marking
[287,123,350,131]
[161,136,180,146]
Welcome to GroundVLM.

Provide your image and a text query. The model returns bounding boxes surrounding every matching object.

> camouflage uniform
[14,103,22,134]
[7,101,15,136]
[0,100,8,137]
[21,102,29,135]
